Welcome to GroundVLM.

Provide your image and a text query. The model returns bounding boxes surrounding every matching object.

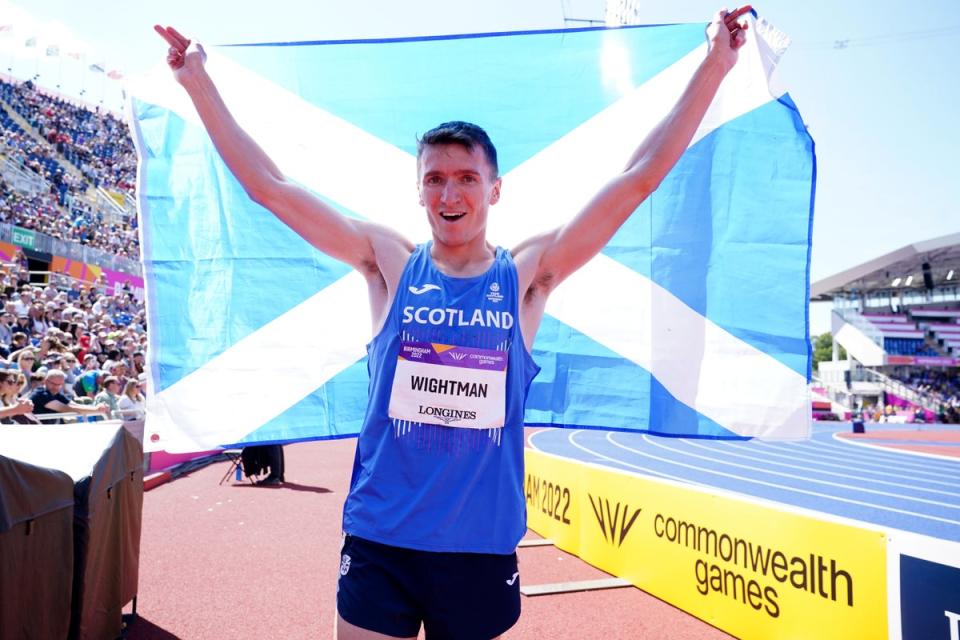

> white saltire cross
[128,21,808,452]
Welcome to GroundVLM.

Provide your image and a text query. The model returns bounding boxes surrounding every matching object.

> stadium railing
[838,309,885,348]
[94,185,136,225]
[1,156,47,196]
[861,368,940,413]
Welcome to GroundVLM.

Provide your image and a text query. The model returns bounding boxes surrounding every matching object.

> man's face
[45,376,65,394]
[418,144,501,250]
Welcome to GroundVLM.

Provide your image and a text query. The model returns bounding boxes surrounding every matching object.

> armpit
[524,271,554,305]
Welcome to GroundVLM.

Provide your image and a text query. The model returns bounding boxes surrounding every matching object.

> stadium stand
[811,233,960,423]
[1,77,140,260]
[0,79,136,195]
[0,75,145,426]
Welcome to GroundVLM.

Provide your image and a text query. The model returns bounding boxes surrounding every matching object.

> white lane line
[813,435,960,472]
[829,431,960,465]
[566,430,705,487]
[683,439,960,499]
[640,436,960,511]
[526,427,555,452]
[601,433,960,528]
[743,438,960,478]
[721,440,960,489]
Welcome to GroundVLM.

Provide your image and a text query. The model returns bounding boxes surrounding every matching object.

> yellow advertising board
[525,449,888,640]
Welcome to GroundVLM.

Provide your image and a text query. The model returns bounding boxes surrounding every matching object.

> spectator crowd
[1,79,136,195]
[0,261,147,424]
[893,369,960,424]
[0,79,140,260]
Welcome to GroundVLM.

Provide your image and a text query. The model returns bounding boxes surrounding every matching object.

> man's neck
[430,238,495,278]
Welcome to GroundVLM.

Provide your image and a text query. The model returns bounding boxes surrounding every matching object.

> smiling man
[157,7,751,639]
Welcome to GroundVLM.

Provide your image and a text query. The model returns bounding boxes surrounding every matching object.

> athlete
[156,7,751,639]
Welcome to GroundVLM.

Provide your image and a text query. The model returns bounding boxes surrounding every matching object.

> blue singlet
[342,243,540,554]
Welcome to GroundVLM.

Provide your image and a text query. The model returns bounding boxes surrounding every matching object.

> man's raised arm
[513,7,752,294]
[154,26,393,273]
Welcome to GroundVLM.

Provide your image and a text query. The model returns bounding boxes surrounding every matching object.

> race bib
[388,341,507,429]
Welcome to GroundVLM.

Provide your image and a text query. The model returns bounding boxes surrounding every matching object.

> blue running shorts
[337,535,521,639]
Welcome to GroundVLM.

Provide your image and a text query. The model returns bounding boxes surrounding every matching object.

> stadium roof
[811,232,960,301]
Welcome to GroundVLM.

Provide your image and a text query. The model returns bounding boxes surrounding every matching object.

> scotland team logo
[487,282,504,303]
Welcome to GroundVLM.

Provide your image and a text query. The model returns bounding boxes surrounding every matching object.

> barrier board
[888,533,960,640]
[525,449,888,639]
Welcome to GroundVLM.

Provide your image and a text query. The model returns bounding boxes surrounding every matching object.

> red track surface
[128,433,732,639]
[875,444,960,458]
[837,428,960,458]
[838,430,960,442]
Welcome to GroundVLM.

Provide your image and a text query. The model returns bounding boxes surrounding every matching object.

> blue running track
[528,423,960,542]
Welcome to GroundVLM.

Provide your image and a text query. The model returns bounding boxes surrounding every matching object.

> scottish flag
[129,16,814,453]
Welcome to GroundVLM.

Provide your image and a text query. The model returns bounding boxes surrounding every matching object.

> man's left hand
[707,6,752,70]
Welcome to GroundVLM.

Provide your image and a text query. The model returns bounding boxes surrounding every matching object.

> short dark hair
[417,121,499,179]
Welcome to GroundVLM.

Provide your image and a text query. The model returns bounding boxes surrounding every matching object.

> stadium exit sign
[11,226,35,249]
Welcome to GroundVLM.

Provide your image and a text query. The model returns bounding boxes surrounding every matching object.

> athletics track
[127,422,960,639]
[528,422,960,542]
[128,434,734,639]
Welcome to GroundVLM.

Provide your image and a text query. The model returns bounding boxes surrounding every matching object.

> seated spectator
[93,375,122,418]
[11,289,32,316]
[22,370,45,398]
[129,350,145,377]
[7,332,29,355]
[72,368,102,399]
[13,349,37,376]
[13,314,30,336]
[0,311,14,347]
[0,370,35,423]
[117,377,145,421]
[106,359,128,386]
[81,352,99,371]
[30,369,110,422]
[61,352,80,382]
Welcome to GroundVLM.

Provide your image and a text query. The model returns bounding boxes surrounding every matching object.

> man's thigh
[336,615,416,640]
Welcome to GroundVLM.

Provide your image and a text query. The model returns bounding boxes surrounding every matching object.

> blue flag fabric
[129,17,814,453]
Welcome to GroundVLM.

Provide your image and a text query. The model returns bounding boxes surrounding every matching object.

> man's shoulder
[30,388,58,409]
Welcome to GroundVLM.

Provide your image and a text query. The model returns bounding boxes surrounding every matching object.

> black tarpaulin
[0,454,74,640]
[0,423,143,640]
[69,425,143,640]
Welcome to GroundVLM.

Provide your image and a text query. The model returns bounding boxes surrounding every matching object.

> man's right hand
[154,25,207,86]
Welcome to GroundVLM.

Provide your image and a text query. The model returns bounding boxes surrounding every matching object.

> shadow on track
[125,615,182,639]
[232,481,333,494]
